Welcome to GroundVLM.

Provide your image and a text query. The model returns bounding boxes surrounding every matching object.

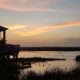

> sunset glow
[0,0,80,47]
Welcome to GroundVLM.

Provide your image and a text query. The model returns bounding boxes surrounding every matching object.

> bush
[75,55,80,62]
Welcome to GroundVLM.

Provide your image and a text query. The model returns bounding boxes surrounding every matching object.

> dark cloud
[60,37,80,47]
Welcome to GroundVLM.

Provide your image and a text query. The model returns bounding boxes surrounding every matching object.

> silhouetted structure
[0,26,8,44]
[0,26,20,61]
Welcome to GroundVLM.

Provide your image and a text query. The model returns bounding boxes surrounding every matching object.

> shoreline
[20,47,80,51]
[18,57,66,63]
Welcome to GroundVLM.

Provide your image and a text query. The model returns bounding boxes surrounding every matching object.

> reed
[22,67,80,80]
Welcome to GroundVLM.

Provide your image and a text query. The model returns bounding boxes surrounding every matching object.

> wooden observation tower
[0,26,20,61]
[0,26,8,44]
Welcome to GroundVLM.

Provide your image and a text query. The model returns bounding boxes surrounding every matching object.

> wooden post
[0,32,1,40]
[3,30,6,43]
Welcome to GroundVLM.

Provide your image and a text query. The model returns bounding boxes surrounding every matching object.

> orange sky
[0,0,80,47]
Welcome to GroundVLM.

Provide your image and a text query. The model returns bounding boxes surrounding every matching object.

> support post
[3,30,6,44]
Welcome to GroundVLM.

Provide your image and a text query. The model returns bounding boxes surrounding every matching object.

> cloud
[7,24,27,30]
[0,0,68,13]
[0,0,58,7]
[63,37,80,47]
[7,20,80,36]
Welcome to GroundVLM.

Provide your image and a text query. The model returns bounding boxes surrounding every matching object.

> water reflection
[20,60,77,74]
[19,51,80,59]
[0,51,80,80]
[19,51,80,78]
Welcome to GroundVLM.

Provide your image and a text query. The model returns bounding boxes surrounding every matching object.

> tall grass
[21,67,80,80]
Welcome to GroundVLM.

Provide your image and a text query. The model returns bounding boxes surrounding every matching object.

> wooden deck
[0,44,20,60]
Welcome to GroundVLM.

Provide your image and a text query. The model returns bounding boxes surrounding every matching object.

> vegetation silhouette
[21,67,80,80]
[75,55,80,62]
[0,63,20,80]
[20,47,80,51]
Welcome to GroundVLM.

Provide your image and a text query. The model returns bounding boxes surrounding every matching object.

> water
[0,51,80,80]
[19,51,80,76]
[19,51,80,59]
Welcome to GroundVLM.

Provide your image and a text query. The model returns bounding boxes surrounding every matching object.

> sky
[0,0,80,47]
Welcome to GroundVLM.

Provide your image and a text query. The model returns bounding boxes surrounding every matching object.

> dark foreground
[22,67,80,80]
[0,63,80,80]
[0,56,79,80]
[76,55,80,62]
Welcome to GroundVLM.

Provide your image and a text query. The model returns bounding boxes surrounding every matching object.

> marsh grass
[22,67,80,80]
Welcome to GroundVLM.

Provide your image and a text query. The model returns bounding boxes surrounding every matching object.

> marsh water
[1,51,79,80]
[18,51,80,79]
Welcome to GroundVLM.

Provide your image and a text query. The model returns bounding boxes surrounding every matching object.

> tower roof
[0,26,8,31]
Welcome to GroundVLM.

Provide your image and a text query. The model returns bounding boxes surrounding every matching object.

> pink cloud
[0,0,67,13]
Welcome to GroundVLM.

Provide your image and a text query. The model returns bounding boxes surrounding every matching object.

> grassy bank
[22,67,80,80]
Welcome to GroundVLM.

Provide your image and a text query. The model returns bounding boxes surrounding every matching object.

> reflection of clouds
[24,60,77,74]
[19,51,52,58]
[19,51,80,74]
